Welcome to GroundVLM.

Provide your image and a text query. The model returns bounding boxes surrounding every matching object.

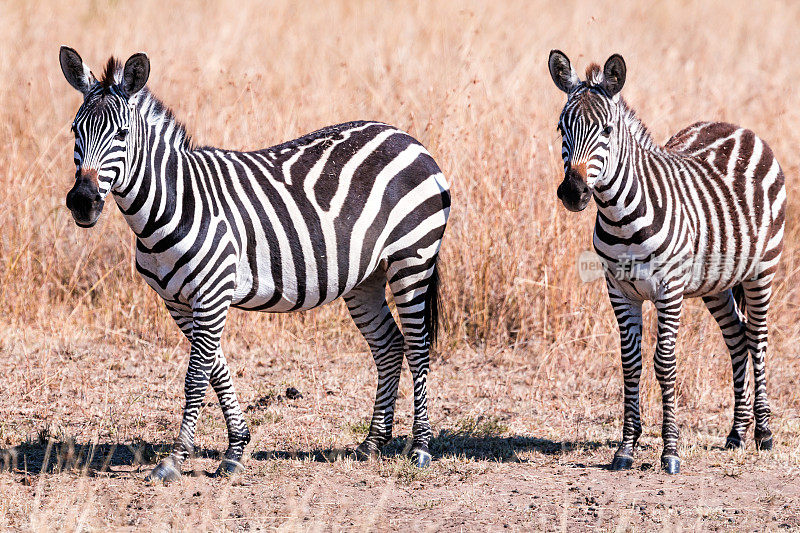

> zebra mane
[585,63,604,86]
[138,90,196,150]
[580,63,660,151]
[617,98,659,151]
[100,57,122,88]
[96,56,195,149]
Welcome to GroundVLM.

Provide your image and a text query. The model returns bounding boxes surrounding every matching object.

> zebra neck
[592,137,674,241]
[113,94,194,240]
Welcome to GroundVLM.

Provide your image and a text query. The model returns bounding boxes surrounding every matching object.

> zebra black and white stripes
[60,47,450,481]
[549,50,785,474]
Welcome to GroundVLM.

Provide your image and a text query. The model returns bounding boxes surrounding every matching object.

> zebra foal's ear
[59,46,96,94]
[602,54,626,96]
[121,53,150,97]
[548,50,579,94]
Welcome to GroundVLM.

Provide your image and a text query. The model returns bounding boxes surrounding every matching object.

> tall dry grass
[0,0,799,451]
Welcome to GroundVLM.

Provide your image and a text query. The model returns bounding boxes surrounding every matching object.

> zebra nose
[66,177,102,212]
[65,188,78,211]
[569,163,588,181]
[66,185,92,212]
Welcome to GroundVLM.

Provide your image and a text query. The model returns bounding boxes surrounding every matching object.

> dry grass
[1,0,799,530]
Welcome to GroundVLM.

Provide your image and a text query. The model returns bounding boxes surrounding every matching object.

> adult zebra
[59,47,450,482]
[548,51,785,474]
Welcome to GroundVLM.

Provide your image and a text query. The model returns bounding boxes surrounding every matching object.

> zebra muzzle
[557,169,592,212]
[66,175,104,228]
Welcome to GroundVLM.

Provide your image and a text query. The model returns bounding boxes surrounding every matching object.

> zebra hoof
[661,455,680,474]
[146,459,181,483]
[410,448,432,468]
[213,458,245,478]
[610,454,634,471]
[755,428,773,451]
[353,441,381,461]
[724,436,744,449]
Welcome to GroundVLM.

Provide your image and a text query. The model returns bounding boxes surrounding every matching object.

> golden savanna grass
[1,0,799,530]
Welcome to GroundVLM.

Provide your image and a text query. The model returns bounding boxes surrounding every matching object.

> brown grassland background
[1,0,799,530]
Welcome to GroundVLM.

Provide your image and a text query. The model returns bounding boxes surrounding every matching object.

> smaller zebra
[59,47,450,481]
[548,50,786,473]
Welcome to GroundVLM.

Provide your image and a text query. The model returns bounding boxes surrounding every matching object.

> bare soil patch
[1,328,799,530]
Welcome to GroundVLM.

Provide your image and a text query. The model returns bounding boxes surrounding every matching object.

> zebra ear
[121,53,150,97]
[602,54,626,96]
[549,50,579,94]
[60,46,96,95]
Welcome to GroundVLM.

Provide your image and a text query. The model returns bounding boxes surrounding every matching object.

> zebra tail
[732,283,747,322]
[424,259,442,348]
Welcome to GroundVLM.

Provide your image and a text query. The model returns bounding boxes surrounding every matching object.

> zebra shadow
[0,433,614,477]
[251,431,612,464]
[0,439,221,478]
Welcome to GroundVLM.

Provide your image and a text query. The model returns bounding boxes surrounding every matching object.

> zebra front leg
[209,351,251,477]
[607,284,644,471]
[742,277,775,451]
[147,301,231,483]
[702,290,753,448]
[344,275,405,460]
[654,292,684,474]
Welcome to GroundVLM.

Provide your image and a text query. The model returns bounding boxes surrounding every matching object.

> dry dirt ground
[1,325,799,531]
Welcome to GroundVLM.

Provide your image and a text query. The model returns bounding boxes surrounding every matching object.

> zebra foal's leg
[344,271,405,460]
[654,289,684,474]
[388,258,440,468]
[702,290,753,448]
[147,298,235,482]
[607,283,644,471]
[742,275,775,451]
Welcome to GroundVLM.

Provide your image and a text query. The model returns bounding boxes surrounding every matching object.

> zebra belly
[230,262,355,313]
[682,243,767,298]
[681,210,774,298]
[604,256,687,302]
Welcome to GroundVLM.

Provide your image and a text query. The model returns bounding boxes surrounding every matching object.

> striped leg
[344,270,405,459]
[742,275,775,450]
[388,258,439,468]
[702,290,753,448]
[147,297,234,482]
[209,350,251,477]
[607,282,644,471]
[654,289,684,474]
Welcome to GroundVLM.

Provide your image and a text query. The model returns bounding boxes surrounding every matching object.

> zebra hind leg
[388,257,441,469]
[702,289,753,449]
[741,275,775,451]
[344,270,405,460]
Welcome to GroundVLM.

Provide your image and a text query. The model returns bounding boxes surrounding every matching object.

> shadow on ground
[254,431,612,464]
[0,439,220,477]
[0,430,615,477]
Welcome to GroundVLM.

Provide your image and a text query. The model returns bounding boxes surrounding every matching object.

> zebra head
[59,47,150,227]
[548,50,626,212]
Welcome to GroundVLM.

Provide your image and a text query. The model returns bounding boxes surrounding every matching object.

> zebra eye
[115,127,129,141]
[602,125,613,135]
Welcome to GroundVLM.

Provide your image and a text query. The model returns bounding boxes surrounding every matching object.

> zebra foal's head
[59,46,150,227]
[548,50,626,212]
